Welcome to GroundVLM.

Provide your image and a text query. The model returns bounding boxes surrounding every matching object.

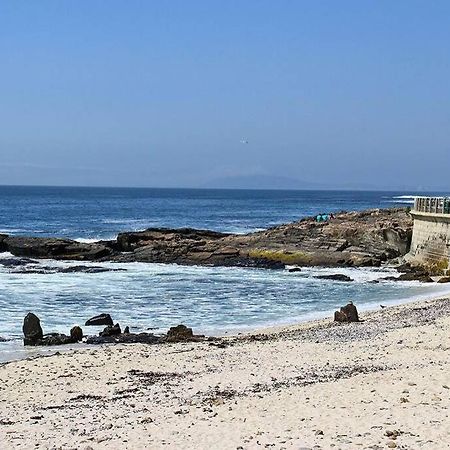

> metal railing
[414,197,450,214]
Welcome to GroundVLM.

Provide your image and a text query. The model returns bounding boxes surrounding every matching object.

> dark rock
[85,314,114,327]
[165,324,205,342]
[0,336,7,342]
[70,326,83,342]
[334,302,359,322]
[124,326,130,334]
[59,265,126,274]
[0,257,35,267]
[166,324,193,342]
[100,323,121,336]
[315,274,354,282]
[85,332,159,345]
[23,313,44,346]
[288,267,302,273]
[397,272,433,283]
[437,276,450,283]
[2,236,113,261]
[38,333,73,346]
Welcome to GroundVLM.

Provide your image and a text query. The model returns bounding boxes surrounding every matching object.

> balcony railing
[413,197,450,214]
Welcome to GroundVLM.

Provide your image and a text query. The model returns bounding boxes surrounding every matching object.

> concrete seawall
[409,210,450,273]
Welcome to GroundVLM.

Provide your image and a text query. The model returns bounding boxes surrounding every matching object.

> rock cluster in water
[22,312,84,346]
[22,313,205,347]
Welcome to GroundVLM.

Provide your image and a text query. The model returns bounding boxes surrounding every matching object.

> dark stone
[397,272,433,283]
[23,313,44,346]
[124,326,130,334]
[288,267,302,273]
[334,302,359,323]
[38,333,73,346]
[315,274,354,282]
[437,276,450,283]
[85,332,159,345]
[100,323,121,337]
[70,326,83,342]
[85,314,114,327]
[59,265,125,274]
[166,324,193,342]
[0,336,7,342]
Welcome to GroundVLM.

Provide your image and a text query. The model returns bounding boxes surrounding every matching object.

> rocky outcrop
[2,236,113,261]
[164,324,205,342]
[334,302,360,322]
[0,208,413,270]
[315,274,353,282]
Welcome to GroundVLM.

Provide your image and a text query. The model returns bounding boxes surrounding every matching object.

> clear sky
[1,1,449,190]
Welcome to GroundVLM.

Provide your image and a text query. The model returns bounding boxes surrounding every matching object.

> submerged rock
[334,302,360,323]
[85,314,114,327]
[315,274,354,282]
[23,313,44,346]
[288,267,302,273]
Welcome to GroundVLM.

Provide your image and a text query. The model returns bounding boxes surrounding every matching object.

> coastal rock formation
[314,274,353,282]
[85,314,114,327]
[334,302,360,323]
[23,313,44,345]
[0,208,413,270]
[85,332,159,345]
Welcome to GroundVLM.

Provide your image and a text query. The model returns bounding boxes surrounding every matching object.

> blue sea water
[1,186,450,362]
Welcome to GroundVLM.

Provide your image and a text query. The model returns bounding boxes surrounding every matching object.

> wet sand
[0,297,449,449]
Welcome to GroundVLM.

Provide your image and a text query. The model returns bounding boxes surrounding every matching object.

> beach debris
[70,326,83,342]
[334,302,359,322]
[100,323,121,337]
[315,274,353,282]
[23,312,44,345]
[85,313,114,327]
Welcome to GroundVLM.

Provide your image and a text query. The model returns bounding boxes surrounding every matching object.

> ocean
[1,186,450,362]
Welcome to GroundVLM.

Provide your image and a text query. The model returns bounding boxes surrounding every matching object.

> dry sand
[0,298,449,450]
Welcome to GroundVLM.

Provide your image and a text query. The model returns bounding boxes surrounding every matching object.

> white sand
[0,298,449,449]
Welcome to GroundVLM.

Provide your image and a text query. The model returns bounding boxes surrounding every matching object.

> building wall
[409,210,450,273]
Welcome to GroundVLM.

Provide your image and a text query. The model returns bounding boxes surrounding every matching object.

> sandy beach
[0,297,449,450]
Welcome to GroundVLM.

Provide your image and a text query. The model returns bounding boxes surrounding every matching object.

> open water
[1,186,449,362]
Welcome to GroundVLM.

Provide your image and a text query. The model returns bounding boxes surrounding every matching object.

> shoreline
[2,283,450,366]
[1,296,449,448]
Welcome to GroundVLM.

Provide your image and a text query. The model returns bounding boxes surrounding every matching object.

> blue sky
[0,1,449,189]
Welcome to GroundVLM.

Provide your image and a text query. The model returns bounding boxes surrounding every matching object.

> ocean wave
[391,195,417,199]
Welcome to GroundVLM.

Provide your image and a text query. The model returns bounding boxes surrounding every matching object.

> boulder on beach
[165,324,205,342]
[70,326,83,342]
[23,312,44,346]
[334,302,360,323]
[85,314,114,327]
[100,323,121,337]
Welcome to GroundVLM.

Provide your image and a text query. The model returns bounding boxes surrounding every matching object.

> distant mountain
[203,174,323,190]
